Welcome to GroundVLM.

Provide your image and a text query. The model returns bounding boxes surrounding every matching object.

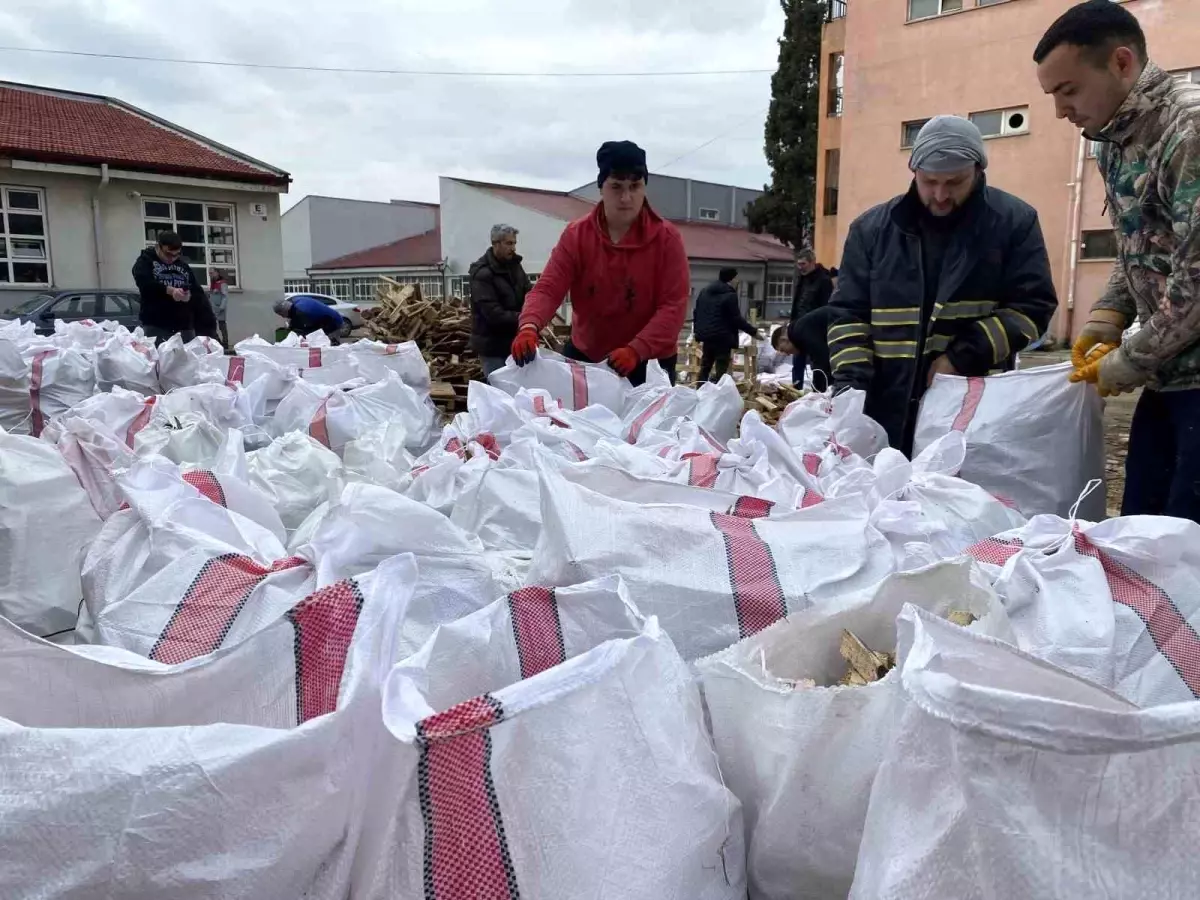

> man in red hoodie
[511,141,690,386]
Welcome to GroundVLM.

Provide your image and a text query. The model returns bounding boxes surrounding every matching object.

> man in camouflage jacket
[1037,1,1200,520]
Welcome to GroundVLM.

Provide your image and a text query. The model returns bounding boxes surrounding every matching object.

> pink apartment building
[814,0,1198,343]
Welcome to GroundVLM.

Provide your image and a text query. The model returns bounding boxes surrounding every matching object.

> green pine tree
[747,0,827,248]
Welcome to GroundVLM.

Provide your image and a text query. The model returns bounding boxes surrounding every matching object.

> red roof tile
[312,228,442,270]
[464,180,794,264]
[0,83,288,185]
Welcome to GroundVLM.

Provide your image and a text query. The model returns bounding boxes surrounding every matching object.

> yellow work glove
[1071,309,1127,370]
[1069,345,1147,397]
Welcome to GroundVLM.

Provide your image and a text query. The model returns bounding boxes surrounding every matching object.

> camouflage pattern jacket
[1093,62,1200,390]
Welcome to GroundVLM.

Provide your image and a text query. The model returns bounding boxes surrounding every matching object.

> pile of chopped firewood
[739,380,805,427]
[361,280,482,384]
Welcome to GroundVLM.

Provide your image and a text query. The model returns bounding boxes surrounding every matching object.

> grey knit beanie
[909,116,988,173]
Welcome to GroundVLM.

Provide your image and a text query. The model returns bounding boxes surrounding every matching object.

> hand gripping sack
[489,349,627,413]
[850,605,1200,900]
[914,363,1105,519]
[697,559,1011,900]
[354,584,747,900]
[967,514,1200,707]
[526,466,896,660]
[0,428,102,637]
[0,554,414,900]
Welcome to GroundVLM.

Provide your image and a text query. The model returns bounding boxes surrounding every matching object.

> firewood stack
[739,380,805,427]
[361,280,482,389]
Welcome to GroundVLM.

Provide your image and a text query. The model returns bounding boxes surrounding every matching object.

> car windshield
[2,293,54,316]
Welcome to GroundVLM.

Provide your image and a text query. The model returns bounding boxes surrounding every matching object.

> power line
[658,108,769,171]
[0,45,774,79]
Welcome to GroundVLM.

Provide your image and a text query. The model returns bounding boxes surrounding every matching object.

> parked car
[283,293,359,337]
[1,289,142,336]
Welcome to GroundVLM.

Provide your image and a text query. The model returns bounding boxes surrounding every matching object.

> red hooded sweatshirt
[518,201,689,362]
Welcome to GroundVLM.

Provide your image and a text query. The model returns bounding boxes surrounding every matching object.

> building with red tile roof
[0,81,291,340]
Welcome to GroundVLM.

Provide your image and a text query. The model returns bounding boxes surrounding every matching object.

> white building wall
[439,178,573,278]
[0,167,285,341]
[281,195,313,280]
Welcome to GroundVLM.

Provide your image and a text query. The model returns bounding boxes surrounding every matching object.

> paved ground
[1021,350,1134,517]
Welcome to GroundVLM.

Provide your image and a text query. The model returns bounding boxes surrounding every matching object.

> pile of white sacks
[1,315,1195,899]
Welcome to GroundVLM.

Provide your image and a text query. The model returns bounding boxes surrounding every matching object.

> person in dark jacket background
[828,115,1057,454]
[692,268,758,382]
[132,231,217,344]
[470,223,532,378]
[789,249,834,388]
[273,295,346,343]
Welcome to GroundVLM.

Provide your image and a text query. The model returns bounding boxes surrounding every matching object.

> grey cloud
[0,0,779,209]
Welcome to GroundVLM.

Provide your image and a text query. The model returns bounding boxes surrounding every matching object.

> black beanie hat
[719,268,738,283]
[597,140,649,189]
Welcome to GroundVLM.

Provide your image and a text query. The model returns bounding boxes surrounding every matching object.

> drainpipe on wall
[1061,133,1087,343]
[92,163,109,288]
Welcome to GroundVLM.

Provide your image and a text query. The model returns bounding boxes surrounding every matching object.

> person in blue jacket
[273,295,346,343]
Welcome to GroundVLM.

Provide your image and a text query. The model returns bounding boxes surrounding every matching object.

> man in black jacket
[132,231,218,344]
[470,223,532,378]
[692,268,758,382]
[828,115,1057,455]
[789,249,834,388]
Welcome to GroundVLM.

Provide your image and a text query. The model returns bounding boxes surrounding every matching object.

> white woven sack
[272,370,436,454]
[0,428,102,637]
[355,594,746,899]
[344,338,432,391]
[966,513,1200,707]
[82,458,291,637]
[914,363,1105,519]
[698,559,1012,900]
[0,554,413,900]
[777,388,889,459]
[850,605,1200,900]
[342,421,417,491]
[94,331,159,394]
[133,411,229,468]
[489,349,626,413]
[21,344,95,437]
[155,333,227,391]
[247,431,345,533]
[526,466,895,660]
[293,482,506,660]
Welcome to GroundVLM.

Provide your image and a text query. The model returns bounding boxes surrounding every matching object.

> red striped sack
[355,587,747,900]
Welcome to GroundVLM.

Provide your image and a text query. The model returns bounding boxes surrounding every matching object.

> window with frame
[698,208,721,221]
[1086,139,1102,158]
[143,199,239,287]
[827,53,844,118]
[767,278,793,305]
[907,0,962,21]
[353,278,378,304]
[969,106,1029,138]
[0,187,50,286]
[327,278,352,302]
[1172,69,1200,84]
[284,279,311,293]
[901,119,930,149]
[1081,229,1119,260]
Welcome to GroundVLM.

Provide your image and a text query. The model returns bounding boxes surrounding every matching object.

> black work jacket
[470,249,532,356]
[693,280,755,349]
[827,177,1058,453]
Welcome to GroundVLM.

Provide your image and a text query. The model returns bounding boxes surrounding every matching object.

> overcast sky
[0,0,783,211]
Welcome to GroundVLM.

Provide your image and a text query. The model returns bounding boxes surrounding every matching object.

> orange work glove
[1071,309,1127,370]
[511,325,540,367]
[1070,345,1147,397]
[1068,342,1117,384]
[606,346,641,377]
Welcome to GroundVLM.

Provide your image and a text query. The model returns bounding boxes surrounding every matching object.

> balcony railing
[828,0,847,21]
